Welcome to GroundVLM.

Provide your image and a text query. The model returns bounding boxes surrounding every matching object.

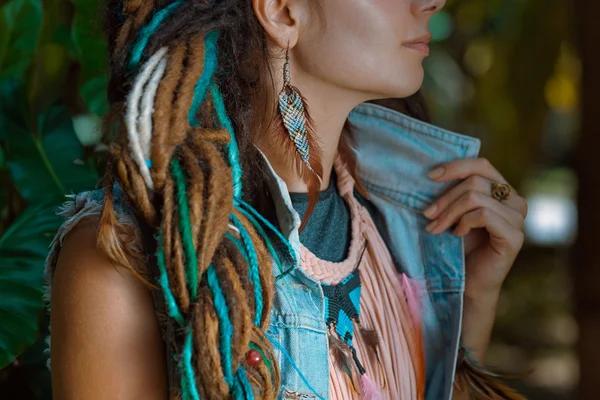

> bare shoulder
[50,215,168,400]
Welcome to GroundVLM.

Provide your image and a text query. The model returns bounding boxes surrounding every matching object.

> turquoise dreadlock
[101,0,304,398]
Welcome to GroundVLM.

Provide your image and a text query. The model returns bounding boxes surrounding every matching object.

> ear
[252,0,308,48]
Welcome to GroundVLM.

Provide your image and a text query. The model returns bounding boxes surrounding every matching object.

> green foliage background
[0,0,577,398]
[0,0,105,397]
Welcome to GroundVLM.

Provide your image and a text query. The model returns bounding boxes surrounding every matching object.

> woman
[45,0,529,399]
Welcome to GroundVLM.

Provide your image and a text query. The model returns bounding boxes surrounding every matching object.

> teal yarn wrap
[156,230,185,327]
[171,158,199,300]
[128,0,184,71]
[206,264,234,386]
[231,378,244,400]
[211,84,243,198]
[231,367,254,400]
[180,329,201,400]
[230,213,263,326]
[236,205,283,275]
[234,198,298,267]
[189,31,220,127]
[236,367,255,400]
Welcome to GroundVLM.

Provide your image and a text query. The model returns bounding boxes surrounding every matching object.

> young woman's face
[294,0,446,101]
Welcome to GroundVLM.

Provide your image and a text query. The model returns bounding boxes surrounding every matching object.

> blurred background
[0,0,597,399]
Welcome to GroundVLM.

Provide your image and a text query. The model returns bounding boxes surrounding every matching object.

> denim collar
[254,101,481,278]
[347,103,481,211]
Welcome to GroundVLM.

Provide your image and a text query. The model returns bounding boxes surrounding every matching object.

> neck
[258,77,365,193]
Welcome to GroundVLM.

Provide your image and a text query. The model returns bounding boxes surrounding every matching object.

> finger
[428,157,507,185]
[452,208,525,252]
[423,175,529,219]
[426,190,525,235]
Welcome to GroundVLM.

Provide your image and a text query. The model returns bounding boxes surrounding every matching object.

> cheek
[297,0,424,97]
[374,48,427,97]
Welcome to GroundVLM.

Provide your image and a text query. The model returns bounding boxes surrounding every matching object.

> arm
[50,217,168,399]
[424,158,529,400]
[459,290,500,365]
[451,290,501,400]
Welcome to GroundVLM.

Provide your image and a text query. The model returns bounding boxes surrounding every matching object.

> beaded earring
[276,44,324,232]
[278,44,315,172]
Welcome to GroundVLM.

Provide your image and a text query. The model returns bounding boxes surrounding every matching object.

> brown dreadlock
[95,0,372,399]
[98,0,288,398]
[93,0,525,398]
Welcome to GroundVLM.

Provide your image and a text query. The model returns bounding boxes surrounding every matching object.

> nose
[415,0,446,15]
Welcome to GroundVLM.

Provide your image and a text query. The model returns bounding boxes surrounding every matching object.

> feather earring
[276,44,323,232]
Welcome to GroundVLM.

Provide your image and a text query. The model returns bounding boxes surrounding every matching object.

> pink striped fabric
[300,154,423,400]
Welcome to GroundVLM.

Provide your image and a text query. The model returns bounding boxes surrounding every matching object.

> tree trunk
[573,1,600,399]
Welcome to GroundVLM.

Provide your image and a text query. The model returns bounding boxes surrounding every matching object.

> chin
[371,83,423,102]
[369,68,424,100]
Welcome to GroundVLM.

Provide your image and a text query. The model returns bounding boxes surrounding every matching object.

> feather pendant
[328,332,359,393]
[354,322,388,389]
[275,83,323,232]
[359,374,384,400]
[400,273,426,400]
[454,348,530,400]
[357,325,380,355]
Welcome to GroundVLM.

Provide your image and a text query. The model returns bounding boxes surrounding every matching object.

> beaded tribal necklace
[322,239,367,364]
[320,238,384,398]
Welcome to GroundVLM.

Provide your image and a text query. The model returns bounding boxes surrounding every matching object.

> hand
[422,158,528,299]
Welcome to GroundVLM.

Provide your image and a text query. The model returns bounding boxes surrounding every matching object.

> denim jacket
[44,102,480,400]
[262,102,480,400]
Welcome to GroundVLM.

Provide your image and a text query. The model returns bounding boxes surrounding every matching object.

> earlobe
[252,0,300,48]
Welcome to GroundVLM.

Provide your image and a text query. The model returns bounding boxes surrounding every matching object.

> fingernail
[426,220,438,232]
[423,204,438,218]
[428,167,445,180]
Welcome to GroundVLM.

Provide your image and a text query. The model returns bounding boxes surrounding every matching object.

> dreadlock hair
[95,0,371,399]
[95,1,526,399]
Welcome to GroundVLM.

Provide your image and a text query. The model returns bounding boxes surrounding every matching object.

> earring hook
[283,42,291,87]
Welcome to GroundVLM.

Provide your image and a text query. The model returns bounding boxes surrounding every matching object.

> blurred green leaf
[5,104,99,204]
[71,0,109,115]
[0,78,29,141]
[430,11,454,42]
[17,318,52,400]
[0,202,62,367]
[0,11,8,72]
[81,75,109,116]
[0,0,43,80]
[1,80,99,204]
[73,113,103,146]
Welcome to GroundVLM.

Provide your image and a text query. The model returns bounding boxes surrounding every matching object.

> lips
[403,34,432,55]
[403,42,430,55]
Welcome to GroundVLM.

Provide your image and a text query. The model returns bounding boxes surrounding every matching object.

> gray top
[289,170,376,263]
[289,170,351,263]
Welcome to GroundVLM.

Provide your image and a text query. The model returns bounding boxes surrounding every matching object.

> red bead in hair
[246,349,262,366]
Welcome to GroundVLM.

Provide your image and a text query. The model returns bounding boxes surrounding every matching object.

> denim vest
[44,102,480,400]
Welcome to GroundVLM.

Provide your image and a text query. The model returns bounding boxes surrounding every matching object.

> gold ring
[491,180,511,202]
